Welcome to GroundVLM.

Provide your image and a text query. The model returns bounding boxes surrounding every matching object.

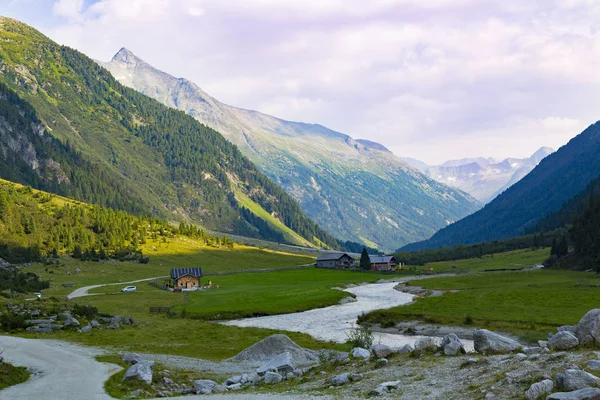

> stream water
[223,281,474,351]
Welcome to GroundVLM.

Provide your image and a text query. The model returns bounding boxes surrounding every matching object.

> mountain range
[402,121,600,251]
[403,147,554,203]
[0,17,342,250]
[98,48,479,251]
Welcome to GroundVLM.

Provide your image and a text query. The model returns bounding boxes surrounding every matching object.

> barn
[170,267,203,289]
[316,252,355,268]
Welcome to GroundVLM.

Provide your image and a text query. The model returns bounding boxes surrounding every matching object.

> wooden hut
[170,267,203,289]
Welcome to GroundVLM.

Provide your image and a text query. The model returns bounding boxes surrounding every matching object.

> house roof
[170,267,203,279]
[316,252,353,261]
[369,256,396,264]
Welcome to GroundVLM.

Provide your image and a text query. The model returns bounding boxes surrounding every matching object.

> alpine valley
[98,48,480,251]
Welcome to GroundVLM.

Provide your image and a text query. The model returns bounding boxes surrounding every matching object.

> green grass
[88,268,378,320]
[25,238,315,297]
[364,249,600,342]
[0,361,30,390]
[419,248,551,273]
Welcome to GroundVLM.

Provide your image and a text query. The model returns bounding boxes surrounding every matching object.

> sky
[3,0,600,164]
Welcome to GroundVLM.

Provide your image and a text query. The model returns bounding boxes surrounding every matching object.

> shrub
[0,313,27,330]
[346,324,374,349]
[464,315,474,325]
[72,304,98,320]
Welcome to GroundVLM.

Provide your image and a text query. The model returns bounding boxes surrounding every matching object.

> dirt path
[0,336,330,399]
[66,277,164,299]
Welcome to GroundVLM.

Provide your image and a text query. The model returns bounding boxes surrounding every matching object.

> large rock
[369,380,402,396]
[558,325,577,333]
[194,380,220,394]
[549,331,580,350]
[77,325,92,333]
[415,337,438,352]
[257,352,295,376]
[63,316,81,328]
[122,353,144,365]
[547,388,600,399]
[524,379,553,400]
[351,347,371,360]
[441,333,465,355]
[57,312,72,321]
[394,344,414,354]
[473,329,521,354]
[371,344,394,358]
[331,373,350,386]
[122,361,154,384]
[555,369,600,392]
[576,309,600,347]
[228,334,318,365]
[263,371,283,384]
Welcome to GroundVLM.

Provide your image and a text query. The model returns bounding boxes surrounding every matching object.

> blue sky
[3,0,600,163]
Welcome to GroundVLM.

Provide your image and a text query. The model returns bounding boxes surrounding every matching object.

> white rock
[524,379,553,400]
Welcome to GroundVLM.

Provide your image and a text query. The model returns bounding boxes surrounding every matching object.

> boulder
[63,316,81,328]
[25,325,54,334]
[444,341,464,356]
[194,380,220,394]
[57,312,72,321]
[370,380,402,395]
[331,373,350,386]
[577,310,600,347]
[539,340,549,348]
[371,344,394,358]
[351,347,371,360]
[228,334,318,365]
[589,361,600,371]
[415,337,438,352]
[473,329,521,354]
[227,383,242,391]
[224,376,242,386]
[549,331,580,351]
[106,322,120,330]
[90,320,101,328]
[264,371,283,384]
[523,346,544,355]
[257,352,295,376]
[558,325,577,333]
[524,379,553,400]
[351,373,363,381]
[77,325,92,333]
[547,388,600,400]
[122,361,154,384]
[555,369,600,391]
[376,358,388,366]
[394,344,414,354]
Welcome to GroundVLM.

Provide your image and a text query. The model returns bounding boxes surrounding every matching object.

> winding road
[66,277,165,299]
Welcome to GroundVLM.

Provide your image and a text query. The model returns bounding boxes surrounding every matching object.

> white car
[121,286,137,293]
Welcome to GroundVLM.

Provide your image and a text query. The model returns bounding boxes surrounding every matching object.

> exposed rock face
[473,329,521,354]
[524,379,553,400]
[554,369,600,392]
[549,331,580,350]
[576,309,600,347]
[228,334,318,365]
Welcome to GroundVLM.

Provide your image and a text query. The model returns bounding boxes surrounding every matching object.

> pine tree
[359,248,371,270]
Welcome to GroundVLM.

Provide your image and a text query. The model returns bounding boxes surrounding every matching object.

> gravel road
[0,336,331,399]
[66,277,164,299]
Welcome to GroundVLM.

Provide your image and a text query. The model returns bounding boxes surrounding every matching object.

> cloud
[10,0,600,163]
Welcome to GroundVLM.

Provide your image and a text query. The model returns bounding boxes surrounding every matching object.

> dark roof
[316,252,354,261]
[170,267,203,279]
[369,256,396,264]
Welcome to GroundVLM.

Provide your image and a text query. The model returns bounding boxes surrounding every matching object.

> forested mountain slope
[402,121,600,251]
[0,17,338,249]
[99,48,479,251]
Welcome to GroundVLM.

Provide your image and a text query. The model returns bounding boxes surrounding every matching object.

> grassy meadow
[363,248,600,341]
[0,361,29,391]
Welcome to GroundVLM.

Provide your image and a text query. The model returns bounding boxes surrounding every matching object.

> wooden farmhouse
[369,256,398,271]
[170,267,203,289]
[316,252,355,268]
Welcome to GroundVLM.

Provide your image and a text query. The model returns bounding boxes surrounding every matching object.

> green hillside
[0,17,339,249]
[402,121,600,251]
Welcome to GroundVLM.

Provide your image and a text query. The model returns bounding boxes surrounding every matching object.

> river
[223,281,474,351]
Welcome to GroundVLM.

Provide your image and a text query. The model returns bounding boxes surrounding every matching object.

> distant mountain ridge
[401,123,600,252]
[0,17,343,250]
[99,48,480,251]
[403,147,554,203]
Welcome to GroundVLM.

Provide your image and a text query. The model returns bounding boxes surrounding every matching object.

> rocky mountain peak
[111,47,141,65]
